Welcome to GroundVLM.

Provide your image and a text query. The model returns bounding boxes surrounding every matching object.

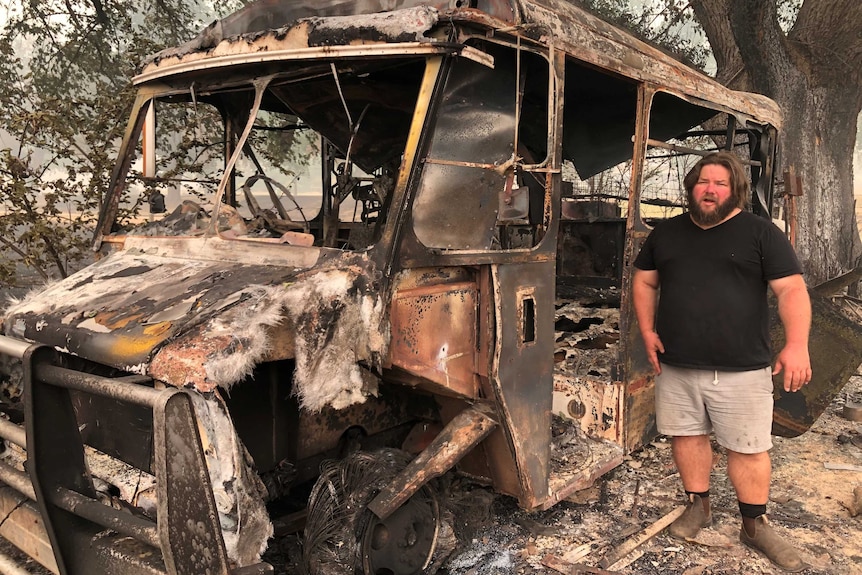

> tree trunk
[694,0,862,285]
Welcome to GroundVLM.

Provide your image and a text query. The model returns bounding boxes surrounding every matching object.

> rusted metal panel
[389,282,479,398]
[462,267,526,499]
[771,291,862,437]
[490,261,554,509]
[623,374,657,454]
[552,374,623,445]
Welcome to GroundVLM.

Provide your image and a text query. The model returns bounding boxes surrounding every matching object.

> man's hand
[773,342,811,392]
[642,331,665,375]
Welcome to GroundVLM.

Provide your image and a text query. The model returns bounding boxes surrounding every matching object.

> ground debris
[598,506,685,569]
[823,462,862,472]
[439,374,862,575]
[542,553,621,574]
[841,485,862,517]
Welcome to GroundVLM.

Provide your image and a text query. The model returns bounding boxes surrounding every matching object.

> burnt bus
[1,1,860,574]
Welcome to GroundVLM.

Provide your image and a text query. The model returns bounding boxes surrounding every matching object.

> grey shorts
[655,364,774,454]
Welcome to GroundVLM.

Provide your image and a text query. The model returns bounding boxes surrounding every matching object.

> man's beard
[687,191,737,226]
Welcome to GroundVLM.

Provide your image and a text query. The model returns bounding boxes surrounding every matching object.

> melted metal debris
[148,5,439,65]
[554,288,620,379]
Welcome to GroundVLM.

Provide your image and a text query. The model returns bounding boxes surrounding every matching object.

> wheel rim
[362,492,438,575]
[302,449,440,575]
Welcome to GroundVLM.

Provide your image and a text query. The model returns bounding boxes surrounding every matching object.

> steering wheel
[241,174,310,234]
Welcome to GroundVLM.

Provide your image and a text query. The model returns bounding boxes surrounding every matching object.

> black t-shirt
[633,211,802,370]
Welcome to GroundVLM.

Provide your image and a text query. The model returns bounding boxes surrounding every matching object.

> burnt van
[1,1,860,574]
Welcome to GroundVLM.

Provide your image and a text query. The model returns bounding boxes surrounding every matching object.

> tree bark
[694,0,862,284]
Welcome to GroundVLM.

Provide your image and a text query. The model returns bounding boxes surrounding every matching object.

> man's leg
[728,449,805,572]
[668,434,713,538]
[727,449,770,527]
[673,434,713,493]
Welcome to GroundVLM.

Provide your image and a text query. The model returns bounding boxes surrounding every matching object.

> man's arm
[768,273,812,392]
[633,268,664,374]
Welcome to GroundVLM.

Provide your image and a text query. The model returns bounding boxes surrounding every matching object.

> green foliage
[580,0,803,73]
[0,0,244,288]
[579,0,711,71]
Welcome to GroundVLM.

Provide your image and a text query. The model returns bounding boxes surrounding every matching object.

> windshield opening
[114,57,427,250]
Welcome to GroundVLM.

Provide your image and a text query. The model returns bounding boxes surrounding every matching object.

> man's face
[688,164,736,226]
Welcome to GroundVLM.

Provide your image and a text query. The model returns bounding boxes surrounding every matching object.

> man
[633,151,811,572]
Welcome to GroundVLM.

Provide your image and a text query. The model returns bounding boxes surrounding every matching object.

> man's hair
[683,151,750,210]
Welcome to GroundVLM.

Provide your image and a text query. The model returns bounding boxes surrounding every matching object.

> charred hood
[3,238,390,411]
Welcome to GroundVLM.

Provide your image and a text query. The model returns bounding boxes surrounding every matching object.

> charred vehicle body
[1,0,861,574]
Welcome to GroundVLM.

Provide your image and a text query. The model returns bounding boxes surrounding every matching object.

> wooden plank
[0,486,58,573]
[541,554,621,574]
[598,505,685,569]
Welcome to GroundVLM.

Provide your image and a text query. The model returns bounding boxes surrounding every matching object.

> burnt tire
[303,449,439,575]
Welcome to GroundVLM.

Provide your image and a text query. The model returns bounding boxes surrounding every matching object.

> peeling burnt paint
[2,241,391,413]
[305,6,440,46]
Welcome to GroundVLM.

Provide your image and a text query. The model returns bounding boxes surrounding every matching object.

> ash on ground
[436,375,862,575]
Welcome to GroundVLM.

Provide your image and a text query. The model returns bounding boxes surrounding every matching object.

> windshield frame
[95,48,460,255]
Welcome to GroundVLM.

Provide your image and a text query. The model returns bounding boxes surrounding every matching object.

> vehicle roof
[138,0,780,129]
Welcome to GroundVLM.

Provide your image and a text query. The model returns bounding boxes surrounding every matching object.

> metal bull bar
[0,334,272,575]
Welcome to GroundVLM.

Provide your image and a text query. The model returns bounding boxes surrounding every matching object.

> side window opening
[411,40,550,252]
[557,58,638,290]
[554,57,639,388]
[642,91,770,228]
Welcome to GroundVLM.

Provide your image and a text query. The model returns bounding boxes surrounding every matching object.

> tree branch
[0,236,51,282]
[90,0,111,29]
[726,0,797,98]
[690,0,744,85]
[791,0,862,102]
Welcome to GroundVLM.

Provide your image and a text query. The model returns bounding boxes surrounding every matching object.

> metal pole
[0,336,32,360]
[0,419,25,449]
[0,551,37,575]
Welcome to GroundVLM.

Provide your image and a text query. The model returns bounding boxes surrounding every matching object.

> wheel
[303,449,439,575]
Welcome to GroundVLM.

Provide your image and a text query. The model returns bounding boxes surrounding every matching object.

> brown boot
[740,515,806,572]
[668,494,712,540]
